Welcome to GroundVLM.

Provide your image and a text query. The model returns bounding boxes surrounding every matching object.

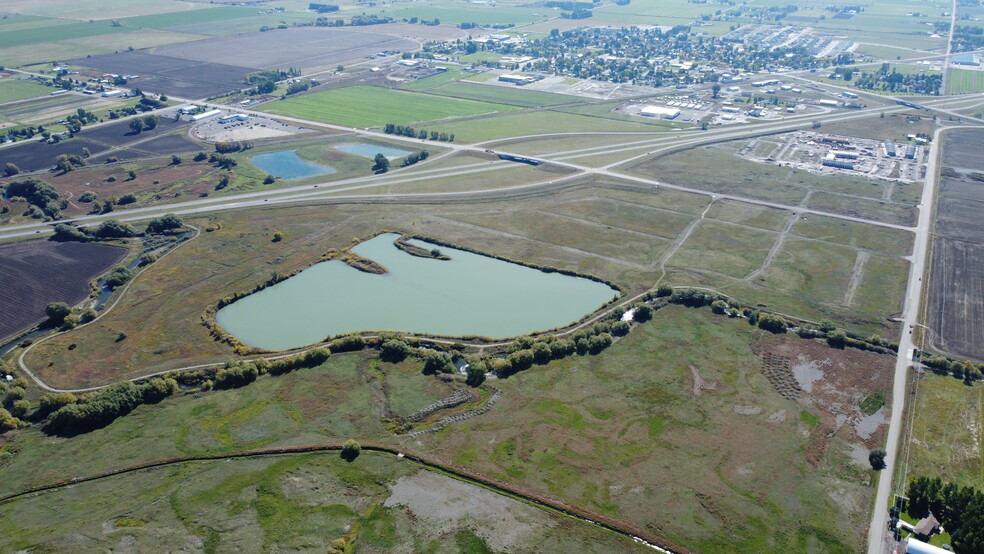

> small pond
[216,233,619,350]
[336,143,410,159]
[249,150,335,180]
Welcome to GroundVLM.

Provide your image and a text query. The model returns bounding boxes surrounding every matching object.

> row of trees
[45,379,178,436]
[382,124,455,142]
[52,214,183,243]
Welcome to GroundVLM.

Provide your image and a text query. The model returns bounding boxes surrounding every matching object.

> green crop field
[258,85,521,128]
[419,81,583,108]
[949,68,984,94]
[385,6,547,25]
[0,79,54,104]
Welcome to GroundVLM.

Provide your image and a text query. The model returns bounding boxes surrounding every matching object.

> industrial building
[906,144,918,159]
[190,109,221,122]
[830,150,859,159]
[101,90,123,98]
[818,99,840,107]
[218,114,249,124]
[498,74,536,85]
[822,154,854,169]
[884,141,897,157]
[639,105,681,119]
[752,79,779,87]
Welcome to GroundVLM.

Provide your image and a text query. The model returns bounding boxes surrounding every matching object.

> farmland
[948,69,984,95]
[0,240,127,342]
[153,28,419,74]
[925,129,984,361]
[258,85,520,128]
[0,79,54,104]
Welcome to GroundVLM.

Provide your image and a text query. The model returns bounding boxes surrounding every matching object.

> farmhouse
[640,105,681,119]
[190,109,222,122]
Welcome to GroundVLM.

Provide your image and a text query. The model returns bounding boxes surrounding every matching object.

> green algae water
[215,233,619,350]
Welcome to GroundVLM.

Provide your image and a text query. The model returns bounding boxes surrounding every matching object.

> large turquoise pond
[336,143,410,159]
[215,233,619,350]
[249,150,335,180]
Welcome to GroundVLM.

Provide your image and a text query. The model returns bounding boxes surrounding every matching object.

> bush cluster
[45,379,177,436]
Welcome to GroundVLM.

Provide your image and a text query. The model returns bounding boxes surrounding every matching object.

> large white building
[640,105,681,119]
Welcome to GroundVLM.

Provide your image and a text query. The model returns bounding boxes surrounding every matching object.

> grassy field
[626,141,918,225]
[902,373,984,490]
[948,68,984,95]
[0,351,645,552]
[0,79,53,104]
[419,305,893,553]
[258,85,521,128]
[428,110,672,143]
[3,304,894,553]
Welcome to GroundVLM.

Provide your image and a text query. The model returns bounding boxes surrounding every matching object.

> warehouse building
[639,105,681,119]
[190,109,221,122]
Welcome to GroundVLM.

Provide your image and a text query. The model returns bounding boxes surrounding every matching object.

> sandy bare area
[384,470,552,551]
[192,117,313,143]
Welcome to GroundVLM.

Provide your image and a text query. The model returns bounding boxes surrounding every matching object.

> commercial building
[639,105,681,119]
[822,154,854,169]
[498,74,536,85]
[190,109,221,122]
[218,114,249,124]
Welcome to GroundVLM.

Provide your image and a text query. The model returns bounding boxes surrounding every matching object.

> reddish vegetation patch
[753,337,894,459]
[42,162,217,216]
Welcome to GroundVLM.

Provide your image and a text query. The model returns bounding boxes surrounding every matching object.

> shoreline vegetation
[201,230,624,353]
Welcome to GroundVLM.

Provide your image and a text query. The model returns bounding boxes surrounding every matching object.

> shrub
[117,193,136,205]
[757,313,788,334]
[36,392,77,419]
[214,362,259,389]
[10,399,30,418]
[0,408,22,434]
[655,284,673,297]
[79,191,97,202]
[103,266,133,290]
[611,320,631,336]
[465,363,486,387]
[145,213,183,234]
[329,334,365,353]
[52,224,90,242]
[93,219,136,238]
[869,448,887,470]
[422,351,454,375]
[341,439,361,462]
[633,304,653,322]
[380,340,410,363]
[826,330,847,349]
[45,301,72,325]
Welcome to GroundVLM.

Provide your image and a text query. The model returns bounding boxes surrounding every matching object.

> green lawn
[0,79,53,104]
[258,85,521,128]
